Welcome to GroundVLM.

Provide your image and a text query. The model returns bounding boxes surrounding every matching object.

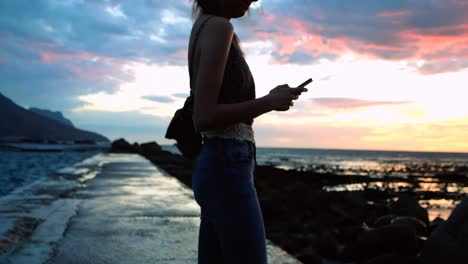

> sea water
[0,150,102,197]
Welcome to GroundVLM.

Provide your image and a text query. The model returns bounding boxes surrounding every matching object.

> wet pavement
[1,153,301,263]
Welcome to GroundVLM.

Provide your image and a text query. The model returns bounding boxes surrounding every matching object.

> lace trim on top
[201,123,255,144]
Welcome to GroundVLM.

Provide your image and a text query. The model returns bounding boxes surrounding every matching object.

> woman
[190,0,307,263]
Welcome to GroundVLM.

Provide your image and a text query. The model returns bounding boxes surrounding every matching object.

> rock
[390,194,429,224]
[139,141,162,156]
[109,138,139,153]
[374,214,396,228]
[364,254,419,264]
[428,217,445,233]
[328,192,367,225]
[295,245,322,264]
[390,216,428,237]
[421,197,468,264]
[341,225,419,262]
[317,229,338,259]
[338,224,367,244]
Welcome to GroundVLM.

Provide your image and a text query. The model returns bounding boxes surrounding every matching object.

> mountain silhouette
[29,107,75,127]
[0,92,109,142]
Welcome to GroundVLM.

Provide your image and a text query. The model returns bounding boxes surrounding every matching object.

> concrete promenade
[1,153,301,263]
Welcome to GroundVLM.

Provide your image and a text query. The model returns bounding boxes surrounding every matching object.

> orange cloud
[254,117,468,152]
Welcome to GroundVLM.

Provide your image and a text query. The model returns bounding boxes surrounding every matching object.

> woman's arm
[192,17,302,131]
[193,17,274,131]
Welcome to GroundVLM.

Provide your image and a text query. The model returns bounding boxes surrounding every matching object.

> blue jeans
[192,137,267,264]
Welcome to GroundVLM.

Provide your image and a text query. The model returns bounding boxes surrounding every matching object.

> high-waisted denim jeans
[192,137,267,264]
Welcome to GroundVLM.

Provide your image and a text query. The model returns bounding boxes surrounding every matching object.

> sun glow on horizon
[73,45,468,152]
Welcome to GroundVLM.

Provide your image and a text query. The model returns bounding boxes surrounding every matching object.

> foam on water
[0,153,111,262]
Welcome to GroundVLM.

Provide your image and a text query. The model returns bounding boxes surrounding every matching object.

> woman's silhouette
[190,1,307,263]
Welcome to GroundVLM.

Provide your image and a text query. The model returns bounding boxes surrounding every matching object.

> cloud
[68,109,171,144]
[142,95,175,103]
[2,0,467,105]
[235,0,468,73]
[172,93,190,98]
[1,0,467,151]
[0,0,195,109]
[417,59,468,75]
[377,10,412,18]
[311,98,409,109]
[253,121,375,150]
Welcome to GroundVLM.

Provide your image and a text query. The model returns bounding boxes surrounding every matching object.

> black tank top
[189,16,256,126]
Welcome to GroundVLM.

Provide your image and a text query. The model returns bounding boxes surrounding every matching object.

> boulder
[327,192,367,225]
[139,141,162,156]
[295,245,322,264]
[110,138,139,153]
[421,197,468,264]
[390,216,428,237]
[428,217,445,233]
[390,194,429,224]
[341,225,419,262]
[317,229,338,259]
[374,214,396,228]
[364,254,419,264]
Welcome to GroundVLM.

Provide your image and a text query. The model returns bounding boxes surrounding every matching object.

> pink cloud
[251,15,348,63]
[23,41,133,81]
[401,24,468,56]
[312,98,409,109]
[377,10,412,18]
[172,48,188,59]
[39,50,94,64]
[246,11,468,73]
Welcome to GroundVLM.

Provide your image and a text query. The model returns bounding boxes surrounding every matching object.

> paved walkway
[1,153,301,263]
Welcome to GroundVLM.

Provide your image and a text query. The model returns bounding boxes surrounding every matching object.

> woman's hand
[267,84,308,111]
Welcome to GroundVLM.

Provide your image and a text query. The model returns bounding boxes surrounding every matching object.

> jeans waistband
[202,136,257,168]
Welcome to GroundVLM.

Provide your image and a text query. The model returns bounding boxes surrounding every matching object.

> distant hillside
[29,107,75,127]
[0,93,109,142]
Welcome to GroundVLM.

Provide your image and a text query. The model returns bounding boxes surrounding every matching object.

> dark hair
[192,0,244,55]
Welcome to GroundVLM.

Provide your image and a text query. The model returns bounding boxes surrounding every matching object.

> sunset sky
[1,0,467,152]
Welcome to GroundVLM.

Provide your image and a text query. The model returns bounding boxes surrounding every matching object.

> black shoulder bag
[165,16,215,159]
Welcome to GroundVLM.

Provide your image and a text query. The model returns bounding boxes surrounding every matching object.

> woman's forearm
[197,95,273,131]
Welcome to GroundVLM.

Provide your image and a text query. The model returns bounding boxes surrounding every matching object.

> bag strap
[189,15,216,98]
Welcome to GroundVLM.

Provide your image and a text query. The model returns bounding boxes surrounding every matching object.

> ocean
[1,146,466,220]
[162,144,468,176]
[2,146,467,198]
[0,150,102,197]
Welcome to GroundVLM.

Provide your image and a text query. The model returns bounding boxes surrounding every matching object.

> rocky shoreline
[109,139,468,264]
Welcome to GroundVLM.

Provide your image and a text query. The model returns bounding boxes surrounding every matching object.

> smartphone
[298,78,313,88]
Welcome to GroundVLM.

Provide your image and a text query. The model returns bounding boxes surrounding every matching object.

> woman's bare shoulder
[189,15,233,69]
[193,15,233,38]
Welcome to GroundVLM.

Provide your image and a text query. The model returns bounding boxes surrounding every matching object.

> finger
[291,87,308,95]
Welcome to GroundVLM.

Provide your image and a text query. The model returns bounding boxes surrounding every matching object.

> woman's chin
[233,10,248,18]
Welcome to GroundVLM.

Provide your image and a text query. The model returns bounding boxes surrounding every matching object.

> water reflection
[420,199,459,221]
